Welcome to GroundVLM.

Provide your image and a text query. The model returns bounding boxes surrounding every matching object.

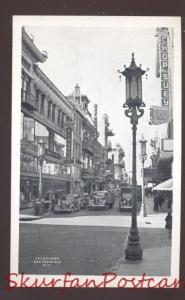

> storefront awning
[153,178,173,191]
[157,151,173,167]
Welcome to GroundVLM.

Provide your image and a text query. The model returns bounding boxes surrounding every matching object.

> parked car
[119,187,132,211]
[54,193,80,213]
[119,186,141,211]
[89,191,107,210]
[80,193,90,209]
[89,190,115,210]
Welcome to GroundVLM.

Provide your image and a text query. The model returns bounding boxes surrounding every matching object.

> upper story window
[21,76,30,102]
[47,100,52,119]
[52,104,56,123]
[40,94,45,115]
[61,112,65,127]
[35,89,40,108]
[57,109,61,126]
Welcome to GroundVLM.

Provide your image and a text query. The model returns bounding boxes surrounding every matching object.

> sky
[25,19,169,183]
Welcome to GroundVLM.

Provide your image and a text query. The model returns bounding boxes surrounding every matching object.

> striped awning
[153,178,173,191]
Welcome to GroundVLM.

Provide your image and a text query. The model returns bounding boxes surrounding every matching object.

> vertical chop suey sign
[156,27,169,107]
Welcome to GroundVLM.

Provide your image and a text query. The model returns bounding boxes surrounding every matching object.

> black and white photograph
[11,16,181,286]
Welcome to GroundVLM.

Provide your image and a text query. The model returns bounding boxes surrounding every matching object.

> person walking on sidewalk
[165,211,172,239]
[153,191,159,211]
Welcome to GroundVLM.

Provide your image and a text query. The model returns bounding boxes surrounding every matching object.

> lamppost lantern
[139,135,147,159]
[38,137,45,158]
[119,53,147,261]
[121,53,146,108]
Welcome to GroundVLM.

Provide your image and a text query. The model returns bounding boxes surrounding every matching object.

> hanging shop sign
[144,168,159,181]
[161,139,173,152]
[149,105,170,125]
[156,27,169,107]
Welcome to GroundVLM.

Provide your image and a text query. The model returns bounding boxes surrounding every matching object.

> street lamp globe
[38,137,45,157]
[139,135,147,158]
[122,53,146,108]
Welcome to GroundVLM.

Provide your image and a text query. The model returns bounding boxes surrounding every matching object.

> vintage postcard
[10,16,181,288]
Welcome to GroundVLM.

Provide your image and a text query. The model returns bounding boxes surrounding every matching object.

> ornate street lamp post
[139,135,147,218]
[150,138,158,168]
[38,137,45,202]
[119,53,146,260]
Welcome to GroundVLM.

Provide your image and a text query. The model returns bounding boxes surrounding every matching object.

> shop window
[54,133,66,157]
[23,116,35,142]
[35,122,49,149]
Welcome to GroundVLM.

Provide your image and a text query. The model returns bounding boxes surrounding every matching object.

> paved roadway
[19,224,170,275]
[19,196,171,276]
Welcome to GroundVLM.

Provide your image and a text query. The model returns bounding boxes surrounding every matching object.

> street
[19,196,171,276]
[19,224,171,275]
[21,195,141,218]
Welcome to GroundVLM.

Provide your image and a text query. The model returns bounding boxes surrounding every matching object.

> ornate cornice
[22,27,47,63]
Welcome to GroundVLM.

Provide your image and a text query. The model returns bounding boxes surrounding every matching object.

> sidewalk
[109,245,171,276]
[109,196,171,276]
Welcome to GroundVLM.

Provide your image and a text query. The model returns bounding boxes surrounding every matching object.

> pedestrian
[165,211,172,239]
[158,193,164,211]
[153,192,159,211]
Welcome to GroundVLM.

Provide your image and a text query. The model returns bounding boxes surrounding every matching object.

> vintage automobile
[89,191,107,210]
[80,193,90,209]
[119,187,132,211]
[54,193,80,213]
[119,186,142,211]
[89,190,115,210]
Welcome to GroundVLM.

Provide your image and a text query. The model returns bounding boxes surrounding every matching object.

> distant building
[67,84,105,193]
[108,144,125,183]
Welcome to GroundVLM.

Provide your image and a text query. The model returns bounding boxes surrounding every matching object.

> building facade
[108,143,125,186]
[20,27,73,208]
[67,84,105,193]
[20,27,124,209]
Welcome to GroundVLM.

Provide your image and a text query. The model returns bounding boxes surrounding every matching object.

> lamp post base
[140,204,147,218]
[125,227,143,260]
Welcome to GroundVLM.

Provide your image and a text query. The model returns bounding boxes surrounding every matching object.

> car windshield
[121,188,132,193]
